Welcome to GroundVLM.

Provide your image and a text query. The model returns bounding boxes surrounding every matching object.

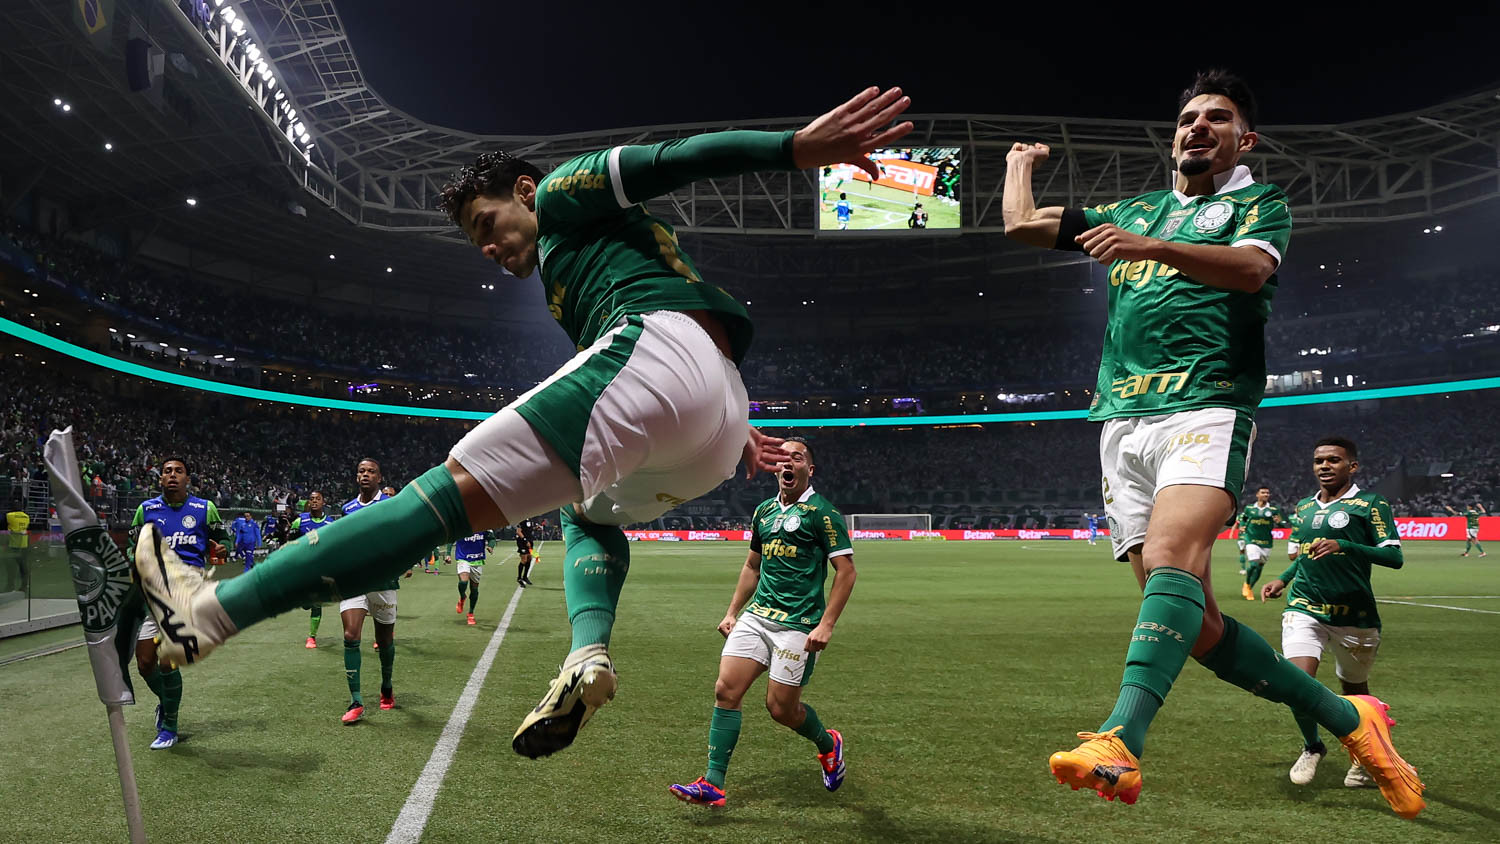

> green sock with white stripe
[216,465,470,630]
[561,506,630,651]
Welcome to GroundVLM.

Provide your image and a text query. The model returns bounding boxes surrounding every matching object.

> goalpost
[848,513,932,532]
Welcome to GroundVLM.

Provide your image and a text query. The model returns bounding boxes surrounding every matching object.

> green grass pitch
[819,180,961,231]
[2,540,1497,842]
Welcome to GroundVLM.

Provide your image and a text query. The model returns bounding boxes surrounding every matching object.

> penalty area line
[385,580,526,844]
[1377,599,1500,615]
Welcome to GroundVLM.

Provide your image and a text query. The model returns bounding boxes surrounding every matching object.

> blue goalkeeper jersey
[835,199,852,221]
[132,495,222,568]
[455,531,491,562]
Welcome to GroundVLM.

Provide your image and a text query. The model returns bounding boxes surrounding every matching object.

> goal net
[848,513,932,532]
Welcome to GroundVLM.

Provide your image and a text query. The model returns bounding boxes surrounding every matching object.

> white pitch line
[1386,595,1500,599]
[385,580,526,844]
[1377,599,1500,615]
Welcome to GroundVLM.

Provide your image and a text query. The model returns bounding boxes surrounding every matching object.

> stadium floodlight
[53,97,62,105]
[225,356,236,362]
[287,108,297,121]
[125,333,136,339]
[221,7,235,22]
[385,266,393,273]
[104,142,113,151]
[293,121,305,135]
[231,19,244,35]
[328,253,336,260]
[299,132,310,144]
[108,327,117,333]
[1435,225,1444,232]
[158,342,168,348]
[215,0,223,6]
[185,197,198,207]
[177,347,188,352]
[213,354,223,359]
[247,44,260,62]
[274,89,284,101]
[62,103,72,112]
[268,76,278,90]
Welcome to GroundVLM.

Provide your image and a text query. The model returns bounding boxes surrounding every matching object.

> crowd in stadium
[7,216,1500,403]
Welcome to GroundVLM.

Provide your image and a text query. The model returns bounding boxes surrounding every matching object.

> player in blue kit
[129,457,227,749]
[835,193,853,230]
[336,460,411,724]
[454,530,494,625]
[1086,513,1104,546]
[230,511,260,572]
[287,491,335,649]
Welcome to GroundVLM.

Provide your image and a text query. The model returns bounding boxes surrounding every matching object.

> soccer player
[515,518,536,587]
[286,492,335,649]
[907,202,928,229]
[129,457,227,749]
[1445,501,1486,556]
[230,511,260,572]
[335,459,411,725]
[454,529,493,625]
[1085,512,1103,546]
[132,87,910,759]
[819,165,846,210]
[260,511,279,552]
[133,87,911,759]
[1238,486,1281,600]
[835,192,853,230]
[1261,437,1404,789]
[669,438,854,807]
[1000,70,1423,816]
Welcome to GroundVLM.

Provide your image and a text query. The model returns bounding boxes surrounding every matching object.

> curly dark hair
[1178,69,1258,131]
[437,151,545,226]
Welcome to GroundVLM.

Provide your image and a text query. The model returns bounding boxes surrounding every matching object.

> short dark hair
[839,192,847,200]
[1257,485,1270,492]
[162,456,189,474]
[1314,436,1359,460]
[785,436,813,465]
[1179,69,1258,131]
[357,458,381,471]
[437,151,546,226]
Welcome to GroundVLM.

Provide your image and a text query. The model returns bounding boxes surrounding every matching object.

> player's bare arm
[804,554,856,653]
[1260,578,1287,601]
[1001,143,1064,247]
[718,550,763,637]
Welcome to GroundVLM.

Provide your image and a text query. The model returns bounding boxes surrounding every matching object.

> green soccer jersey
[1282,485,1402,629]
[1081,166,1292,421]
[534,131,799,364]
[1239,503,1281,548]
[1463,508,1482,530]
[745,487,853,633]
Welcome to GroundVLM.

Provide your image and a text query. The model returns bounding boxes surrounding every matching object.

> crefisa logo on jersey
[1328,511,1351,529]
[1193,200,1233,232]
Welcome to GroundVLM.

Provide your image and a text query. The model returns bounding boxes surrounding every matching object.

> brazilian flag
[71,0,116,52]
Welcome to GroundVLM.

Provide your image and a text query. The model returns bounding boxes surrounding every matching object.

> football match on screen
[2,2,1499,842]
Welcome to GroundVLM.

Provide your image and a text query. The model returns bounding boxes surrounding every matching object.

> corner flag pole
[44,427,148,844]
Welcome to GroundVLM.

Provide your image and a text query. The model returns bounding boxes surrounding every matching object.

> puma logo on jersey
[655,493,687,508]
[1131,217,1149,229]
[1179,455,1205,471]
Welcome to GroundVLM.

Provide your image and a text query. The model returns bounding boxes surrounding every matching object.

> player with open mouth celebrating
[670,437,855,807]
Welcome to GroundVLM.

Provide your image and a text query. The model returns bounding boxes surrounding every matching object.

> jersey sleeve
[1230,186,1291,266]
[749,504,764,555]
[1368,496,1400,548]
[1082,200,1125,229]
[820,508,854,559]
[537,131,797,227]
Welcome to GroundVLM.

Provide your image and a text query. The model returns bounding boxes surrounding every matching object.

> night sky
[337,2,1500,135]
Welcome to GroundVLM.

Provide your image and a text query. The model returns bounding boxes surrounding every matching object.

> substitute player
[1238,486,1281,600]
[1262,437,1404,789]
[1001,70,1422,816]
[230,511,260,572]
[335,460,411,725]
[1444,502,1486,556]
[132,87,912,761]
[455,529,494,625]
[129,457,227,749]
[287,492,335,649]
[670,438,854,807]
[515,518,537,587]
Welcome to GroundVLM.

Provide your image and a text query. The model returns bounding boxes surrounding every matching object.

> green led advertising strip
[5,316,1498,427]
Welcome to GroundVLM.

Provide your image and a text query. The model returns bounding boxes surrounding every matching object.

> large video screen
[817,147,961,233]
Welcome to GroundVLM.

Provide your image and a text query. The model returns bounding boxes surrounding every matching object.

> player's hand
[743,425,789,480]
[804,623,834,652]
[404,568,414,579]
[1260,579,1286,602]
[793,86,914,180]
[1308,538,1342,559]
[1006,142,1050,166]
[717,614,736,638]
[1076,224,1160,265]
[208,541,227,565]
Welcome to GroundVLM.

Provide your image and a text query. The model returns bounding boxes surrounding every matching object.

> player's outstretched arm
[1002,143,1065,247]
[611,87,912,205]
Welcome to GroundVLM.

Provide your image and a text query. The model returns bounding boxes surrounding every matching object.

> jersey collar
[777,486,816,511]
[1172,164,1255,204]
[1314,483,1361,508]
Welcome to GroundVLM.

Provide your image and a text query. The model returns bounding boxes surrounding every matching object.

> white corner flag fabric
[44,427,148,843]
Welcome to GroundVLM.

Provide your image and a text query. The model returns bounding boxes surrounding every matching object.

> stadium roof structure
[3,0,1500,300]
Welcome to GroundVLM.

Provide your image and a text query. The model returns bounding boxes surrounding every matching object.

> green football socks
[344,639,362,705]
[705,706,742,789]
[561,506,630,652]
[795,702,836,754]
[1197,615,1359,736]
[308,606,321,639]
[216,465,470,630]
[467,584,478,614]
[379,642,395,691]
[1245,561,1264,587]
[1295,709,1324,751]
[159,668,182,732]
[1099,567,1205,757]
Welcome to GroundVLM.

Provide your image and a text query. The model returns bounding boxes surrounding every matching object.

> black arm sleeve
[1054,208,1088,252]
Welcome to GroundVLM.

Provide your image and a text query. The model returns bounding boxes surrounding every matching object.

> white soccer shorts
[451,311,749,526]
[1281,610,1381,683]
[722,611,819,688]
[456,561,483,580]
[339,590,398,625]
[1467,527,1479,540]
[1099,407,1256,562]
[1245,543,1269,563]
